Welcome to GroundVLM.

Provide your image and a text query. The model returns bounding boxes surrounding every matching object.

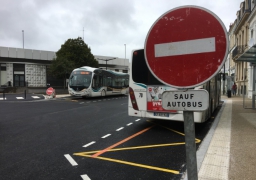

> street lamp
[97,58,116,70]
[124,44,126,59]
[22,30,24,49]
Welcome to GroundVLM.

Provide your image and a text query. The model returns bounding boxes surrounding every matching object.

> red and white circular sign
[46,87,54,95]
[145,6,228,88]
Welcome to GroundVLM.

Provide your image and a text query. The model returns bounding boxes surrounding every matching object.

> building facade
[230,0,256,99]
[0,46,129,88]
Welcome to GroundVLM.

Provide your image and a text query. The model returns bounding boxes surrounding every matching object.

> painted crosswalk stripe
[64,154,78,166]
[32,96,40,99]
[16,97,24,99]
[116,127,124,131]
[83,141,96,148]
[101,134,111,138]
[81,174,91,180]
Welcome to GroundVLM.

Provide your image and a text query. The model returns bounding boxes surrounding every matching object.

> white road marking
[0,98,7,100]
[93,101,97,102]
[101,134,111,138]
[64,154,78,166]
[127,123,133,126]
[81,174,91,180]
[116,127,124,131]
[83,141,96,148]
[32,96,40,99]
[80,102,84,104]
[154,37,215,57]
[16,97,24,99]
[135,119,141,122]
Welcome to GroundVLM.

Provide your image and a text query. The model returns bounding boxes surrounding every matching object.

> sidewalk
[196,95,256,180]
[55,94,70,98]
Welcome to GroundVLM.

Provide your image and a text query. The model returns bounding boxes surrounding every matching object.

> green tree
[49,37,98,79]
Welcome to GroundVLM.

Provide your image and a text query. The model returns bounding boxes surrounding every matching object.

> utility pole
[22,30,24,49]
[124,44,126,59]
[97,58,116,70]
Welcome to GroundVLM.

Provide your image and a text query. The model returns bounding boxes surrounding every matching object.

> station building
[0,46,129,88]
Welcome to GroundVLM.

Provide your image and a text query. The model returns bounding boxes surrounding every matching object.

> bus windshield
[69,71,92,88]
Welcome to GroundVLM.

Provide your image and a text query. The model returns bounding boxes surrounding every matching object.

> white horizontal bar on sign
[154,37,215,57]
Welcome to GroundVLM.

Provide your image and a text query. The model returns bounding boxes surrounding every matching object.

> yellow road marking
[91,125,154,157]
[77,154,180,174]
[73,121,201,174]
[148,120,201,143]
[74,142,186,155]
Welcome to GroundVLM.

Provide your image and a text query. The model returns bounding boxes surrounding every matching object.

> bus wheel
[101,90,106,97]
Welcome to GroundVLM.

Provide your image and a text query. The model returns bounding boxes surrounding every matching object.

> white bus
[68,66,129,97]
[128,49,221,123]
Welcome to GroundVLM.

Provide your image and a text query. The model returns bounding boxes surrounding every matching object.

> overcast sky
[0,0,242,61]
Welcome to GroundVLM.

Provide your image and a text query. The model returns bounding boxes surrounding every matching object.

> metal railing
[232,45,247,59]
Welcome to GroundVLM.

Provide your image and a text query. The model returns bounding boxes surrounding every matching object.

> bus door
[92,74,101,95]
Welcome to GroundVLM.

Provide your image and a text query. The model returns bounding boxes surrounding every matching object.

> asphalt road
[0,95,220,180]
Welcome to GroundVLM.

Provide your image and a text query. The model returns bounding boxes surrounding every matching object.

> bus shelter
[234,43,256,109]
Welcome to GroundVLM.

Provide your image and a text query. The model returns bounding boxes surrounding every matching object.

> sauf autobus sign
[162,89,209,111]
[144,5,228,180]
[144,5,228,111]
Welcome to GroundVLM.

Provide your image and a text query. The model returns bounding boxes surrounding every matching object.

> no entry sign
[145,6,228,88]
[46,87,54,95]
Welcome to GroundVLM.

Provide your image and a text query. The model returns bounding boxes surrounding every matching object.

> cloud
[0,0,242,60]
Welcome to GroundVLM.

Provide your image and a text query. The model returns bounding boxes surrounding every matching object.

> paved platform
[184,95,256,180]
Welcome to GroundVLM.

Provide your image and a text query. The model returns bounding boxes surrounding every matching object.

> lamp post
[83,27,84,41]
[124,44,126,59]
[22,30,24,49]
[97,58,116,70]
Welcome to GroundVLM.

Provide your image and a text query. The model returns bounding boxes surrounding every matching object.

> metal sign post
[162,89,209,179]
[183,111,198,180]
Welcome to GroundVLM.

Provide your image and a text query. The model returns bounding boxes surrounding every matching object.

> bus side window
[99,75,103,87]
[112,77,116,87]
[124,78,129,87]
[107,77,111,86]
[103,75,106,86]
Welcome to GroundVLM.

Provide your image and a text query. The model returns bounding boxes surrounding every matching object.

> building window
[1,64,6,71]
